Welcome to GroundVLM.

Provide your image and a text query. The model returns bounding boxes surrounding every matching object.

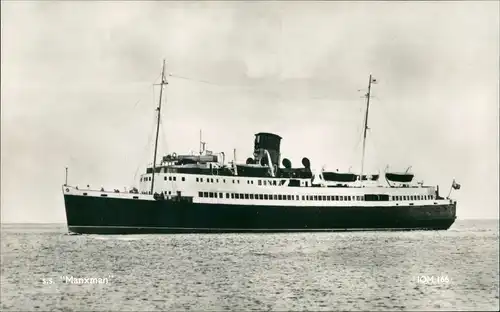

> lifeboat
[322,171,358,182]
[385,172,414,183]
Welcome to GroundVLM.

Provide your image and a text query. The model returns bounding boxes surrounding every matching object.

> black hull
[63,195,456,234]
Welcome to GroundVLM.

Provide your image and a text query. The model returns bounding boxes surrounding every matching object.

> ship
[62,60,459,234]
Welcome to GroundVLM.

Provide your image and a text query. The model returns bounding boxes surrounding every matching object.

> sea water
[1,220,498,311]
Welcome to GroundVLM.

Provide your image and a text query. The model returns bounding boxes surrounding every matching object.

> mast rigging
[360,74,376,183]
[151,59,167,194]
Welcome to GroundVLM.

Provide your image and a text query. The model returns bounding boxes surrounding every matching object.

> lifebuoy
[172,152,177,158]
[65,188,69,192]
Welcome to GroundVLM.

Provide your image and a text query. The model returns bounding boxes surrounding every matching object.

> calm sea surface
[1,220,499,311]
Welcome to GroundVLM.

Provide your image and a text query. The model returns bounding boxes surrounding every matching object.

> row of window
[395,195,433,201]
[198,192,434,201]
[200,192,302,201]
[141,176,186,182]
[141,191,174,195]
[142,175,302,187]
[197,177,229,184]
[165,176,185,182]
[196,177,290,186]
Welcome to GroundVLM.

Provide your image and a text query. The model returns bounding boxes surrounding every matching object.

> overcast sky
[1,1,498,222]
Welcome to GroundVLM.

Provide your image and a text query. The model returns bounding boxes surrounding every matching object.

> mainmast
[359,74,377,183]
[151,59,168,194]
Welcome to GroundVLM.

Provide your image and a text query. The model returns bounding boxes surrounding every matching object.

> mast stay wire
[168,73,286,102]
[161,118,168,157]
[168,73,364,103]
[360,92,392,172]
[344,91,371,171]
[371,97,411,170]
[160,104,169,158]
[132,71,164,183]
[168,73,226,87]
[133,112,158,183]
[169,75,367,137]
[129,72,163,111]
[164,73,379,171]
[366,128,385,173]
[347,114,365,169]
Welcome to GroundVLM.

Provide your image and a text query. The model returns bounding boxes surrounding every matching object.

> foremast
[151,60,168,194]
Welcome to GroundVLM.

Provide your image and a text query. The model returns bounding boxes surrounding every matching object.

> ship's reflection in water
[1,220,498,311]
